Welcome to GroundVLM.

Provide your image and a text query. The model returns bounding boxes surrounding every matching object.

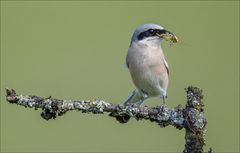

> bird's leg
[136,99,144,106]
[162,95,167,105]
[136,93,148,106]
[136,98,145,106]
[122,90,142,105]
[112,91,147,123]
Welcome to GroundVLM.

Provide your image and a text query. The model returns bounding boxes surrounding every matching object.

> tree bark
[5,86,209,153]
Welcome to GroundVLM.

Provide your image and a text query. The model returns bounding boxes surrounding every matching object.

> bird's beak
[157,30,178,43]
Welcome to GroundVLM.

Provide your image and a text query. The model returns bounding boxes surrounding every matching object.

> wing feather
[164,59,169,75]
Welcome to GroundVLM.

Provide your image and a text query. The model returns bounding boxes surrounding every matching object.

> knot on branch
[109,103,139,123]
[41,99,60,120]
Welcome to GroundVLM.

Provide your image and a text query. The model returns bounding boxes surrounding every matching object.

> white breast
[126,42,169,97]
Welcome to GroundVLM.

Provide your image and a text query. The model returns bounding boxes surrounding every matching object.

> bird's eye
[149,29,154,34]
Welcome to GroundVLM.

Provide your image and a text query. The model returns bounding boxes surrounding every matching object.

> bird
[123,23,178,106]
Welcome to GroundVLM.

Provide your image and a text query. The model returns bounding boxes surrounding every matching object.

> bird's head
[131,24,178,47]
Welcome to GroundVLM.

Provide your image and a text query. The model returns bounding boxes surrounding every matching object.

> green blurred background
[1,1,239,152]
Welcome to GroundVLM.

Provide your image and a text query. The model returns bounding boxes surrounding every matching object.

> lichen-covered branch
[183,87,207,153]
[5,86,209,153]
[5,88,185,128]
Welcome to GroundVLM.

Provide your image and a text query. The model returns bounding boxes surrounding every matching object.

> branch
[5,86,209,153]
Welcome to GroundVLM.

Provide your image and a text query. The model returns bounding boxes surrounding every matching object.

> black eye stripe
[137,29,166,40]
[138,29,155,40]
[158,29,167,34]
